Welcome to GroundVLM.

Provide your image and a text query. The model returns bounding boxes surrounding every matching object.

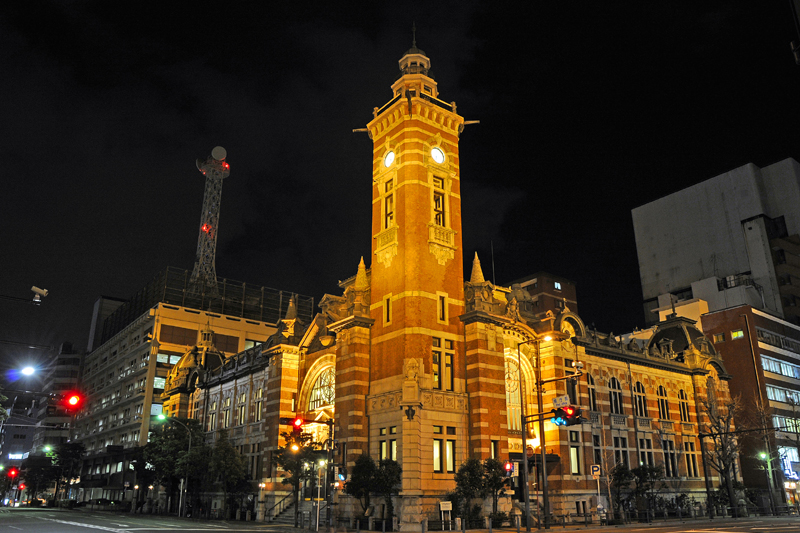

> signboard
[552,395,570,409]
[439,501,453,511]
[590,464,601,477]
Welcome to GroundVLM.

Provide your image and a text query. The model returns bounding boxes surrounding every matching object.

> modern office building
[632,158,800,326]
[701,304,800,507]
[72,267,313,502]
[29,342,82,453]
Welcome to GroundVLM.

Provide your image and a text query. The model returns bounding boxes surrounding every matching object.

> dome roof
[645,315,716,356]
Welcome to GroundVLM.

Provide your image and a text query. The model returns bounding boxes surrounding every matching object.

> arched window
[587,374,597,412]
[679,389,690,422]
[657,385,670,420]
[634,382,648,418]
[505,358,526,432]
[308,368,335,411]
[609,377,624,415]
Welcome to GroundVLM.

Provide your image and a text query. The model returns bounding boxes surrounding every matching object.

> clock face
[383,151,395,167]
[431,147,445,164]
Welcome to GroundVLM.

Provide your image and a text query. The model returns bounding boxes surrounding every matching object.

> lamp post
[536,336,552,530]
[516,339,533,532]
[157,415,192,517]
[257,482,267,521]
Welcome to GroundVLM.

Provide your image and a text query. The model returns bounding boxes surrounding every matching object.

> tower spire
[412,21,416,48]
[470,252,486,283]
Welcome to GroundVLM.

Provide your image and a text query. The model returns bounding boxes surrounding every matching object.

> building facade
[156,43,739,527]
[632,158,800,326]
[73,267,312,502]
[702,304,800,506]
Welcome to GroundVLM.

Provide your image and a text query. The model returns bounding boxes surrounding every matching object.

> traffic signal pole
[520,351,583,531]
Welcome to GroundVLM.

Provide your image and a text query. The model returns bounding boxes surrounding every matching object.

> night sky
[2,2,799,385]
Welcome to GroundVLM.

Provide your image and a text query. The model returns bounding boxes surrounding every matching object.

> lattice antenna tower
[190,146,230,294]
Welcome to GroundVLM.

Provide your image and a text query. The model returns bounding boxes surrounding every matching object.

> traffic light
[279,416,307,435]
[503,461,514,475]
[551,408,568,426]
[8,467,18,479]
[563,406,583,426]
[18,483,26,490]
[59,391,84,411]
[336,466,347,481]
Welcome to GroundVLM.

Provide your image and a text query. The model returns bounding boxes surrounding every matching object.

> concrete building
[29,342,82,454]
[632,158,800,326]
[72,267,312,502]
[157,43,739,525]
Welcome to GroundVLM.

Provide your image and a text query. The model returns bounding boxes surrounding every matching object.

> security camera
[572,361,584,369]
[31,286,48,302]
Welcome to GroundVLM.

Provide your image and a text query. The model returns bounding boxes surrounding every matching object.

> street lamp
[156,414,192,518]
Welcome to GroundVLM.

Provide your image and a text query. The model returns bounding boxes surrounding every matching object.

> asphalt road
[1,509,800,533]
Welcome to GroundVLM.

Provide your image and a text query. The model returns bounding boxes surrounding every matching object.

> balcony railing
[611,414,627,428]
[636,417,652,429]
[428,224,455,248]
[590,412,601,426]
[682,422,697,434]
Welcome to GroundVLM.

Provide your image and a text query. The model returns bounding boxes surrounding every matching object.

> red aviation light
[201,223,211,233]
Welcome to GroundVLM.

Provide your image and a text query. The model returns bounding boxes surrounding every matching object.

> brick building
[156,42,739,526]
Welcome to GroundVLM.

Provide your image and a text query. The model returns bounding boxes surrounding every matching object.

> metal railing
[267,492,295,521]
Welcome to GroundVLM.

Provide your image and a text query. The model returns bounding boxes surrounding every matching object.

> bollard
[516,514,521,533]
[462,515,466,533]
[382,519,386,533]
[422,518,427,533]
[487,515,492,533]
[356,518,361,533]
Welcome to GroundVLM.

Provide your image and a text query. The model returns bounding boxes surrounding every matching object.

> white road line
[9,526,22,530]
[36,517,128,533]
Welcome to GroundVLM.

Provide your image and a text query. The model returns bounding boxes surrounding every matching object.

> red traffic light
[292,417,304,428]
[18,483,25,490]
[564,405,583,426]
[8,467,18,478]
[564,406,576,417]
[503,461,514,474]
[61,391,84,410]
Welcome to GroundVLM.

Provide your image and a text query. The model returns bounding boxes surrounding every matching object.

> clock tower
[364,40,467,528]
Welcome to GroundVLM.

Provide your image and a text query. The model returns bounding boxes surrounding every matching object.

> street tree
[274,427,322,525]
[454,458,484,519]
[144,416,205,511]
[482,458,510,515]
[209,429,249,519]
[374,459,402,520]
[630,464,664,517]
[345,453,377,513]
[609,463,634,518]
[700,395,743,515]
[50,442,85,502]
[21,454,58,502]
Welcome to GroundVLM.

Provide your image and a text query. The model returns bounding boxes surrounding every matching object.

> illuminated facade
[73,268,311,502]
[155,43,742,526]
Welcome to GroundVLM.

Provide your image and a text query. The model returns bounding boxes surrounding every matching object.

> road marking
[9,527,22,530]
[36,517,128,532]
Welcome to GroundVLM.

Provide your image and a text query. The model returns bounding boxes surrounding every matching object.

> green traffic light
[157,414,166,421]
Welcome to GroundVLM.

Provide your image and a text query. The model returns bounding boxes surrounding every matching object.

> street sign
[439,501,453,511]
[590,464,601,477]
[553,395,570,408]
